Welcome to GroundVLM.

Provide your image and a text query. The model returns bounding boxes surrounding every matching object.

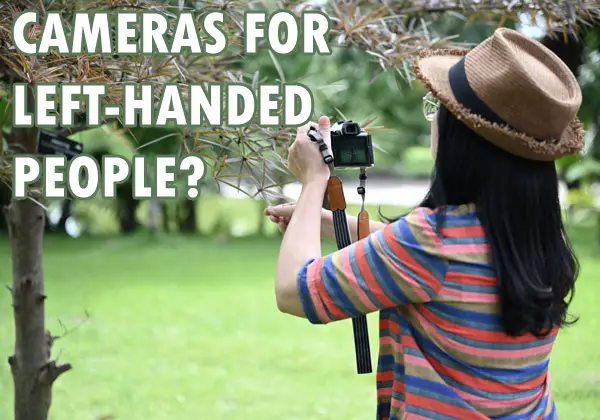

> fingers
[294,118,329,143]
[265,202,294,232]
[267,214,291,232]
[296,121,318,145]
[264,202,296,216]
[318,116,331,135]
[278,218,289,233]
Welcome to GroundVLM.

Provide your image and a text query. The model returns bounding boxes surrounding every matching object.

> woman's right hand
[264,203,297,232]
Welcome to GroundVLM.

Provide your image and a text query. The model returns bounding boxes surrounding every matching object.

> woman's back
[377,204,557,420]
[276,28,581,420]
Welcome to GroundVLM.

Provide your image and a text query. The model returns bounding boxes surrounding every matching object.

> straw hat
[413,27,585,161]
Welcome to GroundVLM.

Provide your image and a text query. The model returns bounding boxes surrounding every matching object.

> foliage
[0,0,599,201]
[557,24,600,208]
[71,125,136,158]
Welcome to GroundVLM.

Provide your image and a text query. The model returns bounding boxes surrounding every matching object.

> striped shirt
[297,203,557,419]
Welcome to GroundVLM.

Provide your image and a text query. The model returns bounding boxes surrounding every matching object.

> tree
[1,1,599,419]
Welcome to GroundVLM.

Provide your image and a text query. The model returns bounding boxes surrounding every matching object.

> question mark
[179,156,206,199]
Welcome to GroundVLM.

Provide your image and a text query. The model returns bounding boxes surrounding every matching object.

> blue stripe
[443,281,498,294]
[391,390,406,404]
[436,368,545,401]
[543,402,557,420]
[364,231,412,305]
[404,338,547,385]
[321,256,363,318]
[427,301,502,327]
[385,244,441,300]
[349,239,385,308]
[395,216,448,277]
[394,358,405,377]
[449,260,494,274]
[407,324,549,382]
[378,380,393,389]
[450,260,494,273]
[424,315,555,350]
[493,395,551,419]
[322,298,336,321]
[426,304,504,331]
[296,259,322,324]
[377,402,391,419]
[378,354,395,367]
[445,235,488,246]
[405,375,463,400]
[405,405,464,420]
[439,213,479,226]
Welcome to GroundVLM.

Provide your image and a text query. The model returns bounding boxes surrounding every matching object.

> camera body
[330,120,374,168]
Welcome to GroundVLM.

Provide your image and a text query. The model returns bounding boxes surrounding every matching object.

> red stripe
[354,239,397,307]
[382,225,443,294]
[381,318,401,335]
[312,258,347,320]
[426,352,548,394]
[408,395,489,419]
[416,305,540,343]
[445,271,495,286]
[394,374,405,395]
[369,208,556,418]
[378,370,394,382]
[440,225,485,237]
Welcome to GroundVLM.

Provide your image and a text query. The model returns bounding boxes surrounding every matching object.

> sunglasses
[422,92,440,121]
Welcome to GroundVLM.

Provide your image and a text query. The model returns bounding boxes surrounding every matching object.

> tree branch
[56,117,121,137]
[37,361,72,386]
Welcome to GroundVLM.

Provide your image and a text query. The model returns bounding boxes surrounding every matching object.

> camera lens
[342,121,360,136]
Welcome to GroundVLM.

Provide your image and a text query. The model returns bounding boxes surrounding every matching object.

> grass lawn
[0,201,599,419]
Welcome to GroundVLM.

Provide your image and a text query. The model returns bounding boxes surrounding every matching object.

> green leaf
[268,51,286,84]
[70,126,136,160]
[0,98,11,130]
[565,158,600,183]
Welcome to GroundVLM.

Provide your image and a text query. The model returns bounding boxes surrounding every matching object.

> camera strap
[358,168,367,212]
[308,127,373,375]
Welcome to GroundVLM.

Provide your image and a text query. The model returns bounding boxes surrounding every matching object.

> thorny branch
[0,0,599,199]
[36,311,90,385]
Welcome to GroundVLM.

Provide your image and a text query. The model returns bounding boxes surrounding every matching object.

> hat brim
[413,48,585,161]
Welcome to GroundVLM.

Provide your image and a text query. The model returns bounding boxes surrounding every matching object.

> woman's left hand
[287,116,332,185]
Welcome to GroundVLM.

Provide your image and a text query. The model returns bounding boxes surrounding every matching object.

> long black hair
[383,105,579,338]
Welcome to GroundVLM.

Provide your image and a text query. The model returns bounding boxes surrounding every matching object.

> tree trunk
[117,182,140,234]
[161,202,170,232]
[148,197,160,234]
[179,199,197,233]
[6,86,71,420]
[0,182,10,232]
[56,197,73,232]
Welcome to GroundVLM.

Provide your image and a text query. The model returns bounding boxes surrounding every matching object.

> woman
[265,28,583,419]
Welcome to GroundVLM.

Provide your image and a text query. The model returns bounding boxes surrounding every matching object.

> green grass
[0,204,599,419]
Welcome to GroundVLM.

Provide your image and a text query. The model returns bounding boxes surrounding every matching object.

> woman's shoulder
[399,203,483,243]
[393,204,487,263]
[404,203,479,226]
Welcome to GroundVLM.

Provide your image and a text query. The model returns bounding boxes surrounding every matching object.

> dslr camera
[330,120,374,168]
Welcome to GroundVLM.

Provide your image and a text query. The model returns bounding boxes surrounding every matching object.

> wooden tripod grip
[358,210,369,240]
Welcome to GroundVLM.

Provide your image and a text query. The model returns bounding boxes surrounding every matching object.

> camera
[37,130,84,160]
[330,120,374,168]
